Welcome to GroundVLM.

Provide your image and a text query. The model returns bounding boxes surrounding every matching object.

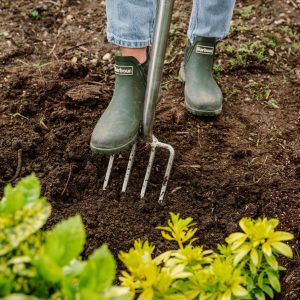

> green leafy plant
[265,98,279,109]
[0,176,294,300]
[119,213,294,300]
[225,218,293,299]
[0,174,132,300]
[228,42,269,68]
[239,5,254,18]
[31,10,41,20]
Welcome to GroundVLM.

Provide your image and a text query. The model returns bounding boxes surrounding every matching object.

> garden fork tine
[102,142,137,191]
[102,0,175,203]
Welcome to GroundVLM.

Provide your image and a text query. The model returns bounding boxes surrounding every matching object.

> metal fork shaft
[143,0,175,138]
[102,0,175,200]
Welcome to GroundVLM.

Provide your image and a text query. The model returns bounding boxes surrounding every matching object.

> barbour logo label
[196,45,214,55]
[114,65,133,75]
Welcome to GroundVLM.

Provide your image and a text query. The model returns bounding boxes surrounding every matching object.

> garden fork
[103,0,175,204]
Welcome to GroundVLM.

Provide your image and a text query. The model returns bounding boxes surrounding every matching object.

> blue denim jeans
[106,0,236,48]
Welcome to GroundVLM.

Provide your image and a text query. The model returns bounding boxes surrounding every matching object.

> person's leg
[107,0,156,63]
[106,0,155,49]
[188,0,235,42]
[121,48,147,64]
[91,0,155,154]
[182,0,235,116]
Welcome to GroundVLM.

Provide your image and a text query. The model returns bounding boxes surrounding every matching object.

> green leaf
[246,275,254,290]
[254,289,266,300]
[0,174,41,213]
[2,295,39,300]
[80,288,106,300]
[61,277,77,300]
[261,284,274,299]
[0,276,12,297]
[0,174,50,255]
[250,260,257,275]
[80,244,116,293]
[45,215,85,266]
[17,173,41,204]
[1,185,25,213]
[264,254,278,270]
[271,242,293,258]
[258,272,265,289]
[0,201,51,255]
[63,259,86,277]
[266,271,281,293]
[34,255,63,283]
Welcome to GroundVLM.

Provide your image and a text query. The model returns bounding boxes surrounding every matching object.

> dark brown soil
[0,0,299,298]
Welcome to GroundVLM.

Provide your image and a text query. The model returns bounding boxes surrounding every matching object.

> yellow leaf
[252,241,260,248]
[161,231,174,241]
[250,248,259,266]
[269,231,294,242]
[156,226,172,232]
[154,250,173,265]
[226,232,245,244]
[183,291,199,300]
[268,218,279,229]
[232,285,248,297]
[233,246,251,266]
[262,242,272,257]
[271,242,293,258]
[239,218,252,234]
[221,289,232,300]
[139,288,154,300]
[231,236,248,251]
[170,264,192,279]
[190,237,199,244]
[226,232,247,244]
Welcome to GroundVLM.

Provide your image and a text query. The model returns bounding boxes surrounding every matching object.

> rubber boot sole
[90,131,139,155]
[184,99,222,116]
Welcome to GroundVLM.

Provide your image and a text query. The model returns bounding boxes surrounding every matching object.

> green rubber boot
[90,56,147,154]
[180,37,222,116]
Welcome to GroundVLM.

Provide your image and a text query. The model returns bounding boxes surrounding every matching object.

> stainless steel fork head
[102,135,174,204]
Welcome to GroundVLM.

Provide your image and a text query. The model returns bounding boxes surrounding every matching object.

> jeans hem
[107,33,152,48]
[188,32,228,44]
